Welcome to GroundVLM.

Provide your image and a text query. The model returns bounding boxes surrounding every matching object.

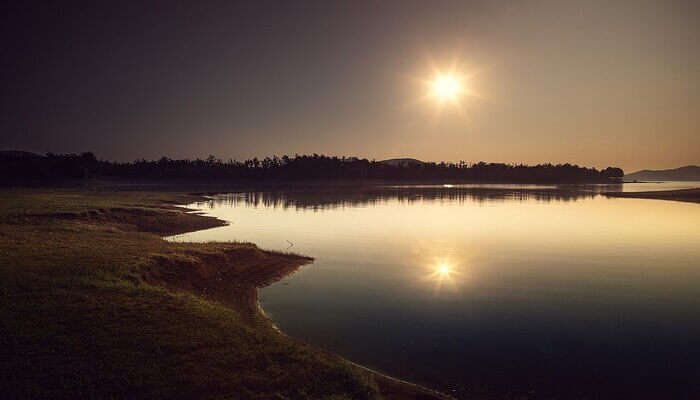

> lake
[170,183,700,399]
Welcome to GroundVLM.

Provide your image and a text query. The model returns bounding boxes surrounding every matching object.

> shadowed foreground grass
[0,189,447,399]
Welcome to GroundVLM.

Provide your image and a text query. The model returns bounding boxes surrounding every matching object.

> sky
[1,1,698,172]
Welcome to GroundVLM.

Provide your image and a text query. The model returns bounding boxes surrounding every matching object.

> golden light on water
[422,258,467,295]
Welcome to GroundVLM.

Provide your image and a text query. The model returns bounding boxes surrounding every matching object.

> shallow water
[171,184,700,399]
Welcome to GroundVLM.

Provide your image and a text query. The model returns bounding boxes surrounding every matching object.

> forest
[0,151,624,184]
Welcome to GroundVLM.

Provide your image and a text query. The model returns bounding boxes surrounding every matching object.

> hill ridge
[625,165,700,181]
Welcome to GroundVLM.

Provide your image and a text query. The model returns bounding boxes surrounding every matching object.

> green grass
[0,189,381,399]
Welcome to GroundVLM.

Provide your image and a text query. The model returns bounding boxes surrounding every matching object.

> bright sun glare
[422,259,464,295]
[437,263,450,276]
[430,74,462,102]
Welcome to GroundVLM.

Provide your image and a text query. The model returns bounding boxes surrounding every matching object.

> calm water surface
[171,184,700,399]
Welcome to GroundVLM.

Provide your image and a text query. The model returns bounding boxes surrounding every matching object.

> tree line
[0,151,624,184]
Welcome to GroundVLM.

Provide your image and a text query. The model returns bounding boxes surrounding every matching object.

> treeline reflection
[196,186,617,211]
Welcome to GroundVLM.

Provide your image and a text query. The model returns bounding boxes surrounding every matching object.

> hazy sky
[2,1,698,171]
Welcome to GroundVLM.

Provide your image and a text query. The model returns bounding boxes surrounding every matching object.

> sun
[416,64,479,113]
[437,263,451,275]
[430,73,462,102]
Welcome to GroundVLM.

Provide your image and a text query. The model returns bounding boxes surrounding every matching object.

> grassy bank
[604,188,700,203]
[0,189,447,399]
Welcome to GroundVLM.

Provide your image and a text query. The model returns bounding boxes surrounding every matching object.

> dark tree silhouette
[0,151,624,185]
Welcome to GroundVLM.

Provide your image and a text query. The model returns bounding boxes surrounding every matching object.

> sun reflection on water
[423,258,465,295]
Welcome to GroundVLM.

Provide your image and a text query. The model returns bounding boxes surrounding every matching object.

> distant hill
[0,150,43,159]
[625,166,700,181]
[379,158,424,167]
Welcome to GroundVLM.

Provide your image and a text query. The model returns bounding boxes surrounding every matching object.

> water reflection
[193,185,609,212]
[171,185,700,400]
[423,259,465,295]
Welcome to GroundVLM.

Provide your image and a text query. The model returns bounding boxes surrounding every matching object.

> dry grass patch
[0,189,380,399]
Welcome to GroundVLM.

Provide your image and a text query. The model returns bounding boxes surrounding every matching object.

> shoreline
[163,186,700,398]
[4,186,694,398]
[168,195,454,400]
[170,185,700,399]
[603,188,700,203]
[0,188,452,399]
